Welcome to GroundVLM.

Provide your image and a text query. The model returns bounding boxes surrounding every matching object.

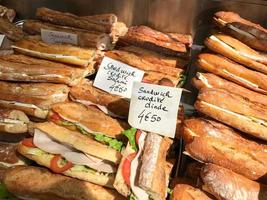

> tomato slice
[135,129,142,146]
[50,113,63,122]
[122,152,137,186]
[50,155,73,173]
[21,138,36,148]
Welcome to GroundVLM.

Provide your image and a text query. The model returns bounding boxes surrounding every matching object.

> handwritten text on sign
[128,82,182,138]
[93,57,144,98]
[41,29,78,45]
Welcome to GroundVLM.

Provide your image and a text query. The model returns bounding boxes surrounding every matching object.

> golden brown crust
[0,54,92,86]
[35,122,122,163]
[196,53,267,94]
[192,73,267,106]
[195,88,267,139]
[119,26,188,55]
[36,7,114,33]
[171,184,212,200]
[183,118,267,182]
[23,20,113,50]
[70,79,129,118]
[0,81,69,109]
[205,34,267,74]
[201,164,267,200]
[13,38,96,67]
[4,166,124,200]
[0,18,23,41]
[50,102,129,137]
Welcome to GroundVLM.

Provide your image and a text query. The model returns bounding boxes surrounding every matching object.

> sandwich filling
[49,111,124,151]
[21,129,117,175]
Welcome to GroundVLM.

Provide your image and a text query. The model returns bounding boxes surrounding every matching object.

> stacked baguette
[177,11,267,200]
[0,5,192,200]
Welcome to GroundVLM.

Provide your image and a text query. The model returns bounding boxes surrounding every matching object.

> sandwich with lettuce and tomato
[114,128,173,200]
[17,102,131,188]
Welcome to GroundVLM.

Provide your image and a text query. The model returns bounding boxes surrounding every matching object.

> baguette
[171,184,212,200]
[0,81,69,119]
[0,5,15,22]
[12,38,96,67]
[201,164,267,200]
[192,72,267,106]
[119,26,189,56]
[23,20,113,50]
[4,166,124,200]
[205,34,267,74]
[183,118,267,182]
[70,79,129,118]
[196,53,267,94]
[0,18,24,41]
[195,88,267,141]
[0,54,93,86]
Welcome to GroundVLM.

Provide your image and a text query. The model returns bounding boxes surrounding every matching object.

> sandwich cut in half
[17,121,119,188]
[114,129,173,200]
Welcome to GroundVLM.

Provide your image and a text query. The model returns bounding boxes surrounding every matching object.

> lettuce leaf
[122,128,137,151]
[129,193,138,200]
[0,184,18,200]
[95,134,123,151]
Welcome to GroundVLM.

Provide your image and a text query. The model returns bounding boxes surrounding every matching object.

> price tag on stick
[93,57,144,98]
[128,82,182,138]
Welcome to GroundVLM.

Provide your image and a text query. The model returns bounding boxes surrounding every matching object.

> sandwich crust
[4,166,124,200]
[17,144,115,187]
[35,122,122,163]
[182,118,267,182]
[171,184,212,200]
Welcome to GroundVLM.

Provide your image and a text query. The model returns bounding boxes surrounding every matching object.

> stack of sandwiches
[0,5,190,200]
[176,11,267,200]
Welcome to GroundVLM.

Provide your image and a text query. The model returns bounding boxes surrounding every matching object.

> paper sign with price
[93,57,144,98]
[41,29,78,45]
[128,82,182,138]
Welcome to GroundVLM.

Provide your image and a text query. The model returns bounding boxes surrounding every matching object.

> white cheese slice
[0,100,40,109]
[0,118,25,124]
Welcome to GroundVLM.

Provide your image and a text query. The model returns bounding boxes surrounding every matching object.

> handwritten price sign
[93,57,144,98]
[41,29,78,45]
[128,82,182,138]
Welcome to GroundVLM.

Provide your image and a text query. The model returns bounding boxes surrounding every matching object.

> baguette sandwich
[0,81,69,119]
[214,11,267,52]
[4,166,125,200]
[205,34,267,74]
[0,108,29,134]
[0,18,24,41]
[196,53,267,94]
[192,72,267,106]
[171,184,212,200]
[119,26,191,56]
[114,130,173,200]
[0,5,15,22]
[195,88,267,141]
[201,164,267,200]
[17,122,119,187]
[23,20,113,50]
[0,54,94,86]
[48,102,129,162]
[12,38,96,67]
[70,79,129,118]
[182,118,267,182]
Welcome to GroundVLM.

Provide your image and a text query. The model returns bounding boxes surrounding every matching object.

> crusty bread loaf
[4,166,124,200]
[201,164,267,200]
[171,184,212,200]
[196,53,267,94]
[183,118,267,182]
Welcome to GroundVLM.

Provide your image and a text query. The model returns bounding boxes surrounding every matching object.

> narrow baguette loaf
[183,118,267,182]
[4,166,124,200]
[201,164,267,200]
[171,184,212,200]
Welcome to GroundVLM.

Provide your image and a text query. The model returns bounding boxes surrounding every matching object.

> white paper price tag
[0,35,5,47]
[128,82,182,138]
[41,29,78,45]
[93,56,145,98]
